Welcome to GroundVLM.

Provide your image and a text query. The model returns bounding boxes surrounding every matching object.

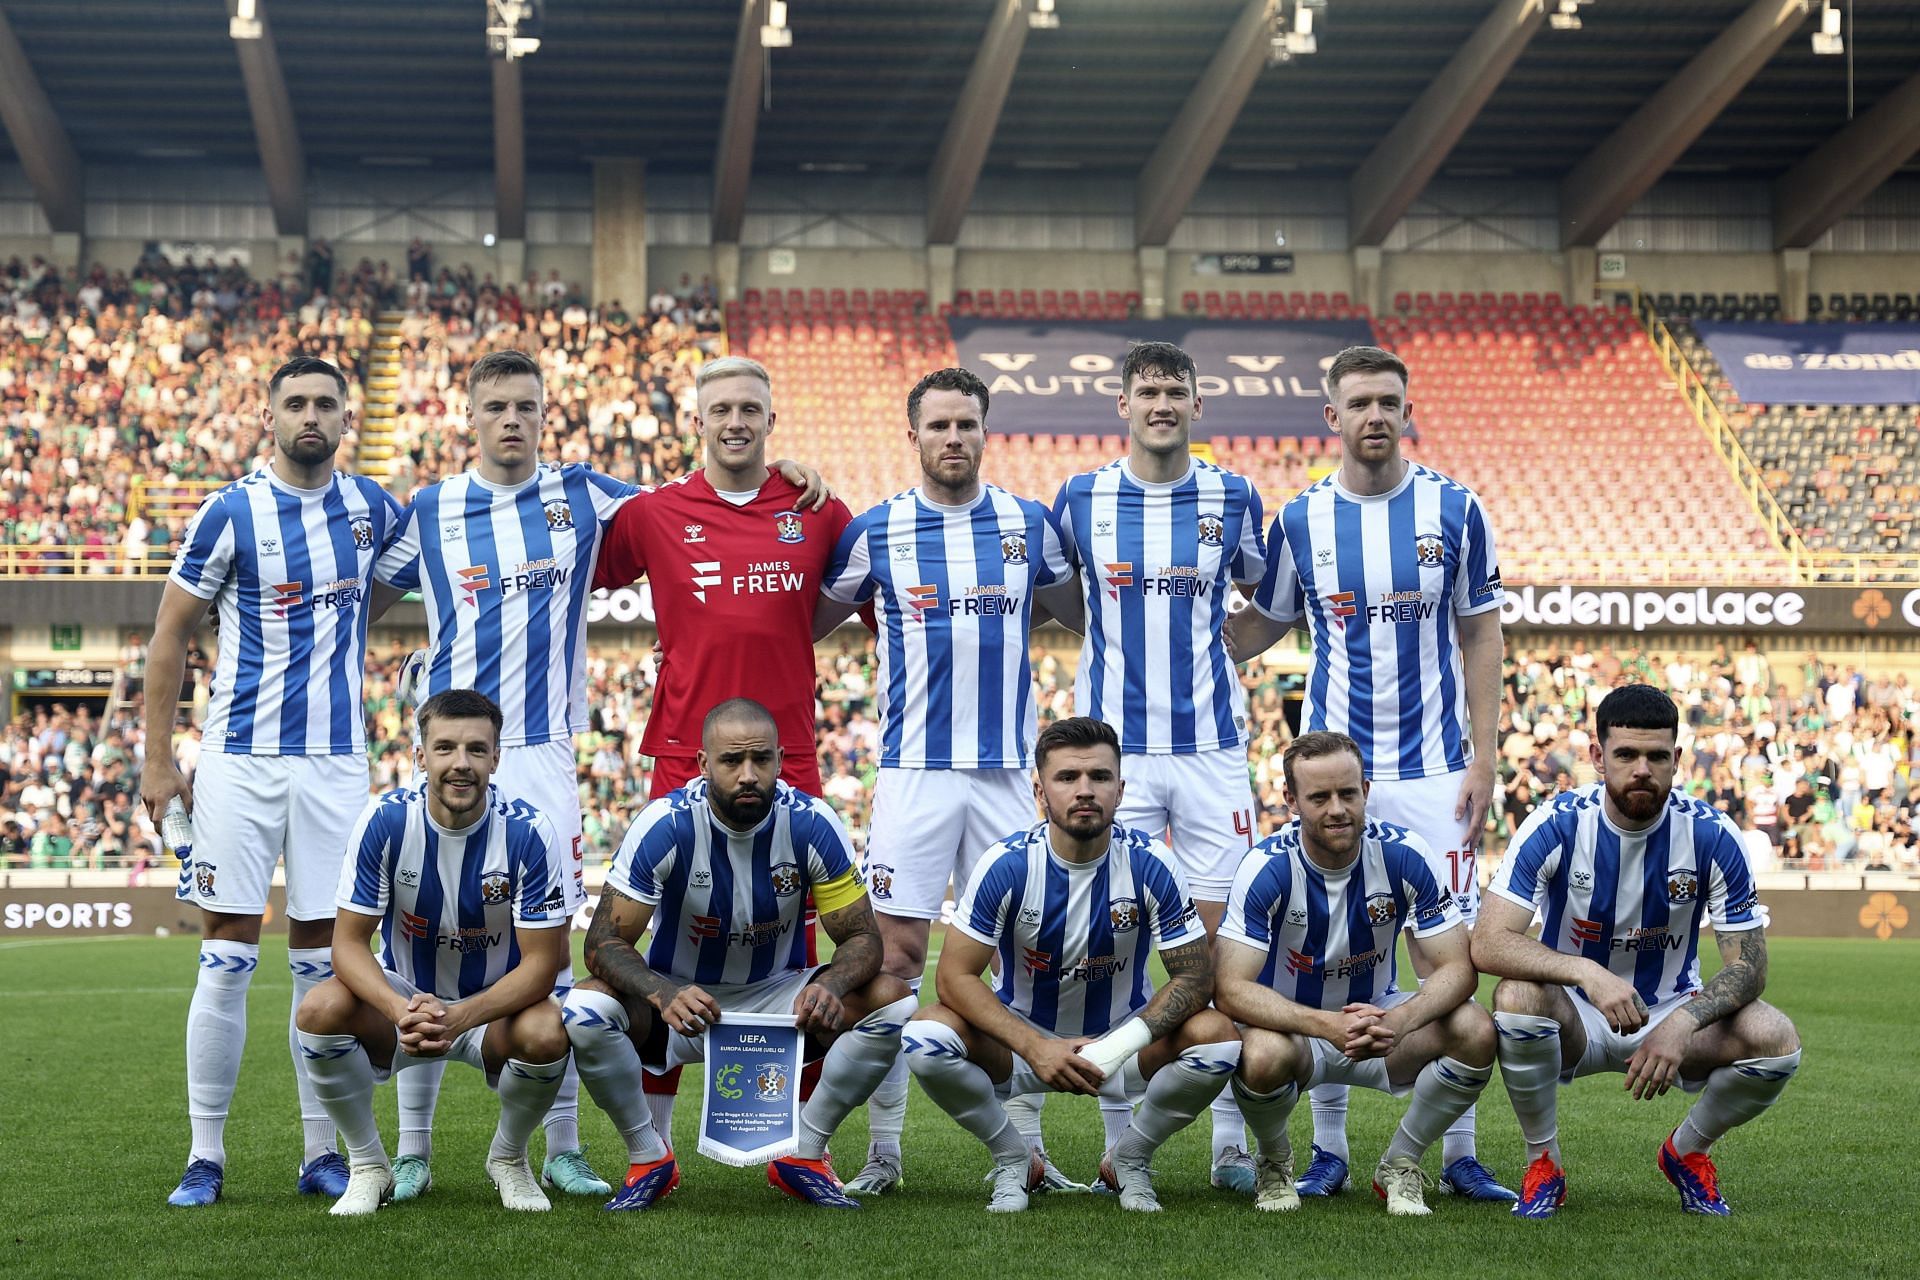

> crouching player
[1215,731,1496,1217]
[1472,684,1801,1218]
[293,690,573,1215]
[562,698,916,1209]
[905,716,1241,1214]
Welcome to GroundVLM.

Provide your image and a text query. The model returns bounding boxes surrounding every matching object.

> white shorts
[178,752,368,920]
[865,767,1035,921]
[1302,988,1418,1097]
[641,965,828,1073]
[1119,747,1256,902]
[494,740,587,914]
[1366,769,1479,923]
[371,967,499,1086]
[1564,991,1705,1086]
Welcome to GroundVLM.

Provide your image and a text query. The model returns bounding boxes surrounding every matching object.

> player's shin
[295,1032,385,1166]
[798,995,916,1159]
[863,978,919,1160]
[186,939,259,1166]
[1673,1051,1802,1156]
[563,989,667,1163]
[1493,1012,1563,1162]
[1308,1083,1350,1163]
[1119,1042,1241,1162]
[395,1059,446,1162]
[903,1020,1028,1165]
[493,1057,568,1163]
[287,948,338,1163]
[1385,1057,1492,1164]
[1231,1075,1300,1159]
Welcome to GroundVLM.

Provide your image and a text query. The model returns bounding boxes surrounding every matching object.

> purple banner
[1694,323,1920,405]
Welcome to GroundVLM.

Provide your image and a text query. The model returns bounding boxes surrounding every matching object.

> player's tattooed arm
[813,896,884,998]
[1136,939,1214,1041]
[1681,927,1769,1030]
[583,885,679,1007]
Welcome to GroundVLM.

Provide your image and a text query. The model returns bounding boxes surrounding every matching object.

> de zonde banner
[1498,584,1920,633]
[1694,322,1920,405]
[945,318,1377,438]
[698,1014,805,1166]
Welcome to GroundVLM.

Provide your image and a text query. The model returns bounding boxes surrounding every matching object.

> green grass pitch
[3,934,1914,1279]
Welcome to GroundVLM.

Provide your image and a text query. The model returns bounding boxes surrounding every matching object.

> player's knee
[1745,1002,1802,1057]
[1180,1008,1238,1049]
[511,1003,570,1062]
[1236,1028,1294,1091]
[294,976,354,1034]
[1491,977,1552,1016]
[570,975,613,998]
[1449,1000,1497,1066]
[862,972,913,1010]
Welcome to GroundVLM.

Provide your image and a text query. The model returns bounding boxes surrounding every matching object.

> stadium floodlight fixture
[762,0,793,47]
[228,0,261,40]
[1029,0,1060,31]
[487,0,543,60]
[1811,1,1842,55]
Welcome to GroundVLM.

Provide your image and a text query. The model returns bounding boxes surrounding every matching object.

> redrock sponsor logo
[1500,586,1806,632]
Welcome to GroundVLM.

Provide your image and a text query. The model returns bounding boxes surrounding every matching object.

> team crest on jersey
[1001,533,1028,564]
[1365,893,1397,927]
[543,500,574,531]
[756,1061,790,1101]
[480,873,511,905]
[195,866,216,897]
[774,511,806,544]
[350,516,375,550]
[1197,514,1225,547]
[868,863,894,899]
[1667,870,1700,904]
[1109,898,1141,933]
[770,862,803,897]
[1414,533,1444,567]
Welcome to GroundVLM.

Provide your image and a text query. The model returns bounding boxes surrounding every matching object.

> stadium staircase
[354,311,407,484]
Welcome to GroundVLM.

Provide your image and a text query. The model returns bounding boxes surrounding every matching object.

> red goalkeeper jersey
[594,470,851,760]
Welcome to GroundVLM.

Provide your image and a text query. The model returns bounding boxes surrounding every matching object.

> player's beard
[435,771,486,822]
[1607,777,1664,822]
[1047,797,1112,843]
[712,778,776,828]
[279,427,336,467]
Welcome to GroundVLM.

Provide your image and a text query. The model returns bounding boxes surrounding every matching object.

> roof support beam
[1348,0,1545,248]
[0,5,83,233]
[1559,0,1810,248]
[229,3,308,237]
[493,57,526,242]
[1774,68,1920,249]
[926,0,1030,246]
[711,0,767,245]
[1134,0,1278,247]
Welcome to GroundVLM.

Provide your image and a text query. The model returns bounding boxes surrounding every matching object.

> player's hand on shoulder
[773,458,833,511]
[1584,968,1647,1034]
[659,983,721,1035]
[792,983,846,1035]
[1029,1036,1105,1096]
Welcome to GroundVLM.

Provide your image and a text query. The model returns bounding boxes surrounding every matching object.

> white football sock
[1674,1050,1801,1155]
[1119,1041,1240,1162]
[541,1058,582,1156]
[296,1031,384,1166]
[1385,1056,1491,1164]
[564,989,667,1164]
[904,1019,1029,1165]
[1231,1075,1300,1160]
[1308,1082,1349,1162]
[1210,1090,1250,1162]
[797,995,914,1159]
[863,978,918,1158]
[492,1058,567,1163]
[287,947,338,1163]
[186,939,259,1166]
[1099,1095,1134,1150]
[395,1058,446,1161]
[1002,1090,1044,1151]
[1440,1104,1480,1166]
[1493,1012,1563,1162]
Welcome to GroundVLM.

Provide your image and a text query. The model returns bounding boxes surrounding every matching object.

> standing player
[143,356,405,1206]
[295,690,573,1215]
[1050,340,1268,1191]
[1473,685,1801,1218]
[903,717,1239,1213]
[812,367,1076,1195]
[1228,344,1513,1201]
[1215,732,1497,1217]
[561,699,916,1209]
[592,355,853,1141]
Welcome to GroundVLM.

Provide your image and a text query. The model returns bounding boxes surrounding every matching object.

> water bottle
[162,795,194,858]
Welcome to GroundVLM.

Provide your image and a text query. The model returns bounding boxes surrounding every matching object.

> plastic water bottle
[162,796,194,858]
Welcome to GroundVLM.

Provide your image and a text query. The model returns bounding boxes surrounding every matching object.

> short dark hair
[1034,716,1121,770]
[1281,731,1365,793]
[702,697,777,747]
[468,349,542,395]
[268,356,346,402]
[1593,683,1679,743]
[1325,345,1409,398]
[1121,340,1196,393]
[416,688,502,744]
[907,367,990,428]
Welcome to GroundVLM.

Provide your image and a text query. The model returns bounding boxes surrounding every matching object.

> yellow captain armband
[811,868,867,915]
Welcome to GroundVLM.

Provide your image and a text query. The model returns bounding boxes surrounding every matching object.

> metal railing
[0,547,172,577]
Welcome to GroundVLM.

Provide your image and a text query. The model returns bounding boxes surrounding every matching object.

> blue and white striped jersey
[337,783,571,1001]
[953,823,1204,1037]
[375,463,636,748]
[606,780,863,986]
[1251,463,1502,781]
[1220,818,1458,1010]
[822,485,1069,770]
[171,465,402,756]
[1489,785,1762,1012]
[1052,459,1265,755]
